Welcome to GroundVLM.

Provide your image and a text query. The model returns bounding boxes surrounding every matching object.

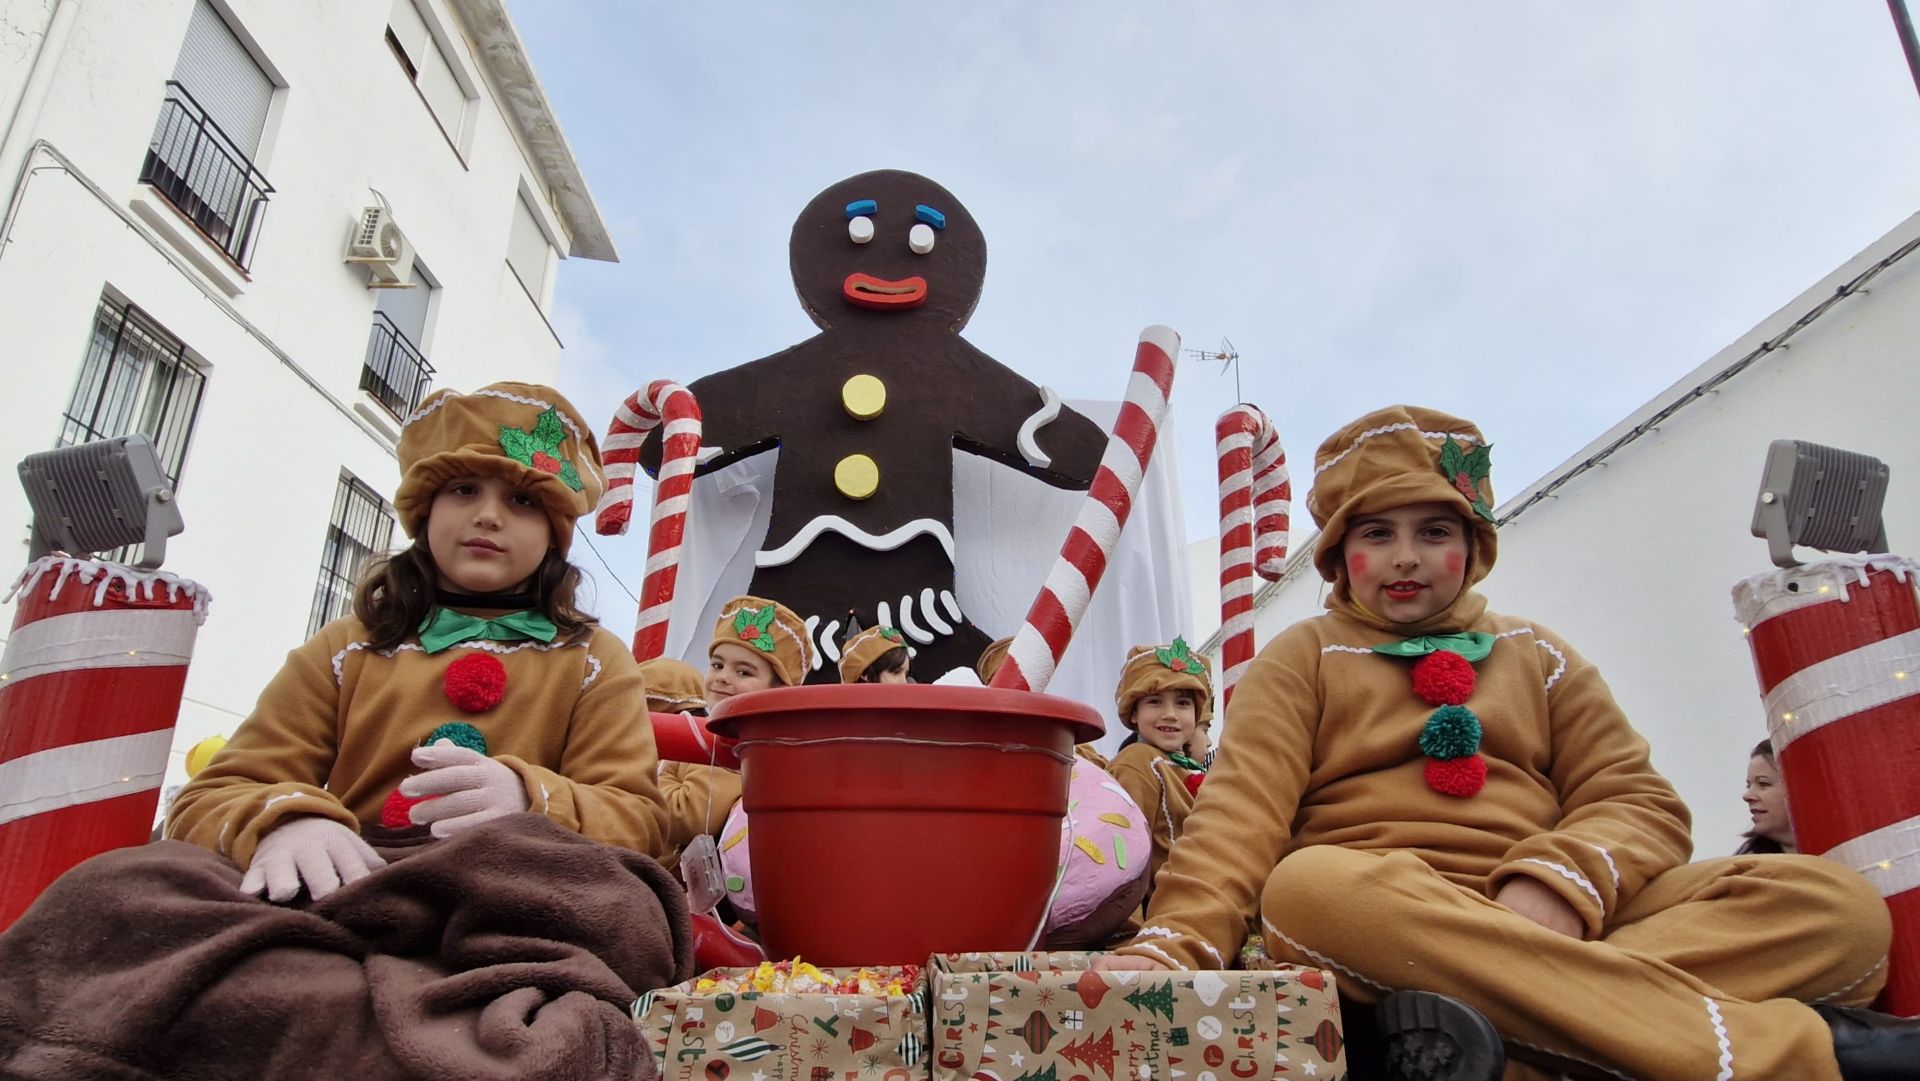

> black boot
[1376,990,1505,1081]
[1816,1004,1920,1081]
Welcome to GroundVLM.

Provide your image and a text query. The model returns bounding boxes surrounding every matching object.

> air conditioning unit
[344,205,415,287]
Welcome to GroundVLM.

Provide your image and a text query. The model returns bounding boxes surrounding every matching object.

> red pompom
[1411,650,1476,706]
[443,653,507,713]
[1424,754,1487,798]
[1183,771,1205,797]
[380,786,432,828]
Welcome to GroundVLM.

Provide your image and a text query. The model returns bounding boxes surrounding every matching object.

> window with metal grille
[307,472,396,636]
[60,297,206,486]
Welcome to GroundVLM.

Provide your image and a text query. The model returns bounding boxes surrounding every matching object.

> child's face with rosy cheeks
[707,642,779,707]
[1342,501,1469,625]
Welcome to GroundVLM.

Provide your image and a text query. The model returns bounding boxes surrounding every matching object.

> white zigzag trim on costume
[1705,997,1733,1081]
[1261,917,1390,992]
[261,791,321,813]
[1134,942,1180,968]
[1152,760,1178,853]
[1537,638,1568,691]
[582,655,603,690]
[330,638,585,682]
[1814,955,1888,1005]
[1519,858,1605,912]
[1506,1036,1634,1081]
[1493,626,1535,640]
[718,599,815,673]
[1196,939,1224,966]
[1135,925,1181,940]
[217,821,230,855]
[1321,644,1375,655]
[538,782,551,813]
[1313,423,1482,477]
[1586,842,1621,891]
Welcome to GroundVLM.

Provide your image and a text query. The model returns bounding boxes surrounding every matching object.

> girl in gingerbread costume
[1104,405,1913,1081]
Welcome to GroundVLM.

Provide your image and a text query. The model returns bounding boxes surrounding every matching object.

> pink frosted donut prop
[716,756,1148,946]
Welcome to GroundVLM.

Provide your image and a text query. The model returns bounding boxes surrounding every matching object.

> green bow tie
[1167,751,1206,773]
[417,607,558,655]
[1370,631,1495,663]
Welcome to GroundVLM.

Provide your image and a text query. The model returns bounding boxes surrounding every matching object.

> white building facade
[0,0,616,792]
[1198,213,1920,850]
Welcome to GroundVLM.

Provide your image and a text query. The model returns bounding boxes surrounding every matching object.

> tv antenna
[1185,338,1242,401]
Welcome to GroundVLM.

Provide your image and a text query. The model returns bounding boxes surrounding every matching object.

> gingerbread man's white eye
[848,216,875,244]
[908,223,936,255]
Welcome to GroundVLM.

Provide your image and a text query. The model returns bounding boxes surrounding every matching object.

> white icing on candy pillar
[718,755,1149,944]
[0,557,210,928]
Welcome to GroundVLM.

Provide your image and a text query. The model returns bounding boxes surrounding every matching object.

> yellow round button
[842,374,887,420]
[185,734,229,778]
[834,453,880,500]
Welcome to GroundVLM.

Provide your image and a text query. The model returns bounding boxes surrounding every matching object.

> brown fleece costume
[640,657,738,874]
[1119,405,1891,1081]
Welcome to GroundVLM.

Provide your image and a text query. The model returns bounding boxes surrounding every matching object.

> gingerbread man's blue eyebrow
[914,205,946,230]
[845,199,877,219]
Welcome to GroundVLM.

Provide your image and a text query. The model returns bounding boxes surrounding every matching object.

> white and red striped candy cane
[596,380,702,662]
[1734,555,1920,1016]
[1216,405,1290,707]
[991,326,1179,695]
[0,557,208,929]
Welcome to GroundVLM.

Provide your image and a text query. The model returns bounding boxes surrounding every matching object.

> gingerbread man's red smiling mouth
[843,272,928,310]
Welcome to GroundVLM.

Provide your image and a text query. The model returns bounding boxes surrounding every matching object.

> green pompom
[422,721,488,754]
[1418,705,1481,760]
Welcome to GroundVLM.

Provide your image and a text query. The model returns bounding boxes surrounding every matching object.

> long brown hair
[352,542,596,650]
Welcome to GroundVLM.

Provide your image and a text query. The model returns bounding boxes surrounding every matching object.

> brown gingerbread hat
[710,595,813,687]
[1306,404,1498,588]
[838,624,908,683]
[638,657,707,714]
[393,382,605,555]
[1113,638,1215,728]
[975,636,1012,683]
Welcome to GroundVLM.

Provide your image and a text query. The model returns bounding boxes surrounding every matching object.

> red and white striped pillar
[0,557,209,929]
[1734,555,1920,1016]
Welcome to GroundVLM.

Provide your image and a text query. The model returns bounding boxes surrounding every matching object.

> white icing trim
[718,599,814,673]
[919,588,953,635]
[581,655,603,690]
[1813,955,1887,1005]
[404,388,588,448]
[7,556,212,625]
[329,637,584,683]
[897,594,934,645]
[1261,917,1389,992]
[1016,385,1064,468]
[755,516,956,568]
[1133,942,1180,968]
[1586,842,1621,891]
[1732,554,1919,627]
[1321,644,1374,655]
[1518,857,1604,912]
[1493,626,1535,640]
[939,590,963,622]
[1135,925,1180,939]
[1313,423,1482,477]
[1705,997,1732,1081]
[1537,639,1568,691]
[1196,938,1224,966]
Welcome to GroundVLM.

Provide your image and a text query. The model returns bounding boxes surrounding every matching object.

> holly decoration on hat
[734,604,778,653]
[499,408,583,492]
[1155,636,1199,674]
[1438,435,1495,523]
[879,626,902,643]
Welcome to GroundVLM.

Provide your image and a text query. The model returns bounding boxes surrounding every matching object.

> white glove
[239,814,386,903]
[400,740,531,837]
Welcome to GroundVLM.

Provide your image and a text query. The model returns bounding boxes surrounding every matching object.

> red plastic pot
[707,683,1103,966]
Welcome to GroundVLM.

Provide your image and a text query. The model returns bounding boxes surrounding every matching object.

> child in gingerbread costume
[1105,637,1213,905]
[1103,404,1914,1081]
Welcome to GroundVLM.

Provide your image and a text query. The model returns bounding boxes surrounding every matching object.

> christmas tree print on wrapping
[1012,1064,1060,1081]
[1439,435,1495,523]
[1124,980,1176,1021]
[733,605,777,653]
[1155,636,1199,673]
[1059,1029,1116,1077]
[499,407,583,491]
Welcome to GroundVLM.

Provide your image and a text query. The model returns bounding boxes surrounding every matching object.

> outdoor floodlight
[1750,438,1890,569]
[17,434,184,570]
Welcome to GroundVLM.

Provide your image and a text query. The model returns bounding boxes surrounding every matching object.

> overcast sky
[508,2,1920,635]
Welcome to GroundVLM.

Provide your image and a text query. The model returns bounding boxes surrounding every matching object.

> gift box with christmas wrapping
[634,961,930,1080]
[927,951,1346,1080]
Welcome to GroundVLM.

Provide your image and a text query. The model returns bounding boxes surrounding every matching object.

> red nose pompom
[1424,754,1488,798]
[443,653,507,713]
[1183,771,1205,797]
[1410,650,1476,707]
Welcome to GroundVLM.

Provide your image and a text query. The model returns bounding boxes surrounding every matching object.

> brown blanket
[0,814,694,1081]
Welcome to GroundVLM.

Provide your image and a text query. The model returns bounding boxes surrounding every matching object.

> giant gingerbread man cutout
[641,170,1107,679]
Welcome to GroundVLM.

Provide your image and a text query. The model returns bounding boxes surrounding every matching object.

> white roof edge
[1498,211,1920,519]
[449,0,618,263]
[1205,210,1920,655]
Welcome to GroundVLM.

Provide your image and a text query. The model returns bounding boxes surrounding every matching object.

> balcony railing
[140,81,274,271]
[361,312,434,418]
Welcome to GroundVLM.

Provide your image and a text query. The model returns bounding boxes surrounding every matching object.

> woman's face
[1743,754,1793,846]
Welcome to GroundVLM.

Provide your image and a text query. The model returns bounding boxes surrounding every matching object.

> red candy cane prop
[650,710,741,770]
[596,380,702,662]
[992,326,1179,694]
[0,557,209,929]
[1734,555,1920,1016]
[1215,405,1290,708]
